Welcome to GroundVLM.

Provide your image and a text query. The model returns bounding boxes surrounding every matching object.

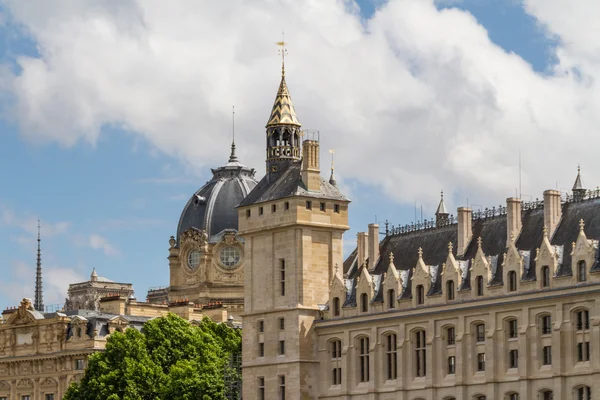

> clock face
[220,246,241,269]
[187,250,201,270]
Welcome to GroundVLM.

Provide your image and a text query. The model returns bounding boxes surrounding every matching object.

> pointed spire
[328,149,337,187]
[573,165,586,201]
[436,190,448,215]
[34,220,44,313]
[91,267,98,282]
[266,39,301,127]
[229,106,238,163]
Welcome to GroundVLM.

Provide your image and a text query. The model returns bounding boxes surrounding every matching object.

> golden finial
[276,32,287,78]
[579,218,585,232]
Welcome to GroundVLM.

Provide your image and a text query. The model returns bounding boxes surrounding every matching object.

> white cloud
[1,0,600,212]
[75,233,120,257]
[0,204,71,238]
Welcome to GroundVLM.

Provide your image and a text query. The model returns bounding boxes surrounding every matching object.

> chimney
[301,140,321,191]
[506,197,522,244]
[357,232,368,267]
[457,207,472,256]
[543,190,562,238]
[368,223,380,269]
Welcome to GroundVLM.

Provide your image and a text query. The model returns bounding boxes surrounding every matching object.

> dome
[176,143,257,244]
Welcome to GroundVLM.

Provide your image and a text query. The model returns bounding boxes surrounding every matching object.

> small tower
[34,220,44,312]
[572,165,586,201]
[265,41,302,180]
[436,191,449,227]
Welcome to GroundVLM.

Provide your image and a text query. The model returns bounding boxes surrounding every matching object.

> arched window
[330,339,342,386]
[578,260,587,282]
[506,393,519,400]
[387,289,396,310]
[539,389,553,400]
[474,396,487,400]
[540,314,552,335]
[507,318,518,338]
[508,271,517,292]
[446,280,455,300]
[360,293,368,313]
[358,336,370,383]
[332,297,340,317]
[414,330,426,377]
[575,385,591,400]
[541,265,550,287]
[475,323,486,342]
[416,285,425,305]
[476,275,484,296]
[384,333,397,380]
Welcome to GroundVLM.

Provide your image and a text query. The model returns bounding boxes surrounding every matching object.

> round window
[187,250,201,270]
[220,246,241,269]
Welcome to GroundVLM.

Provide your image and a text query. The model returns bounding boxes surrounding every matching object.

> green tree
[64,314,241,400]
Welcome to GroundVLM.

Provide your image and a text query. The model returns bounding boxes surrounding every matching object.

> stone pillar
[357,232,368,268]
[301,140,320,191]
[543,190,562,238]
[367,224,379,269]
[457,207,473,257]
[506,197,522,244]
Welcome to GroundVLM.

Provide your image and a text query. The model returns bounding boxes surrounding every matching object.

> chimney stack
[506,197,522,244]
[301,140,321,191]
[357,232,368,268]
[543,190,562,238]
[457,207,472,256]
[368,223,380,269]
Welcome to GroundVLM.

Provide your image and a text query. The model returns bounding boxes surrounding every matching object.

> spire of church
[329,149,337,187]
[34,220,44,312]
[573,165,586,201]
[229,106,238,163]
[436,191,449,227]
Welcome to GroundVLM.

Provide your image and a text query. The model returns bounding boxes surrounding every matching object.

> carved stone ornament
[0,331,6,355]
[180,228,209,246]
[45,325,55,351]
[40,377,58,387]
[0,381,9,389]
[223,231,237,245]
[16,378,34,388]
[8,298,36,326]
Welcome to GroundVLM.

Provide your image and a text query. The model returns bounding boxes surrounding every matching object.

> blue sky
[0,0,588,309]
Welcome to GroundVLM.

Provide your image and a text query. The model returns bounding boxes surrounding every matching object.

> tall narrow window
[447,327,456,345]
[279,340,285,355]
[541,315,552,334]
[508,271,517,292]
[280,259,286,296]
[415,330,427,377]
[541,266,550,287]
[259,206,264,216]
[360,293,368,313]
[447,356,456,374]
[279,318,285,330]
[416,285,425,305]
[509,349,518,368]
[447,280,455,300]
[334,204,340,213]
[278,375,286,400]
[576,310,590,330]
[331,340,342,385]
[388,289,396,309]
[284,201,290,211]
[258,320,264,332]
[577,341,590,361]
[258,342,264,357]
[258,377,265,400]
[305,201,312,210]
[577,386,591,400]
[333,297,340,316]
[542,346,552,365]
[385,333,397,380]
[508,319,518,338]
[358,337,370,382]
[578,260,587,282]
[320,202,326,212]
[75,359,85,370]
[476,323,485,342]
[540,390,553,400]
[476,276,484,296]
[272,204,277,213]
[477,353,486,371]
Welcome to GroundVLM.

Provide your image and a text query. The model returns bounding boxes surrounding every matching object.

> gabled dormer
[412,248,430,307]
[356,263,375,313]
[471,237,490,297]
[442,242,461,301]
[381,252,403,310]
[536,225,559,278]
[329,265,346,317]
[571,219,596,283]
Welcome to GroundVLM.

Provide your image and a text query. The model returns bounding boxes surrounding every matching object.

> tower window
[576,310,590,330]
[280,259,286,296]
[306,201,312,210]
[279,317,285,330]
[476,275,484,296]
[447,327,456,345]
[476,323,485,342]
[258,377,265,400]
[541,315,552,334]
[284,201,290,210]
[360,293,368,313]
[259,206,264,216]
[272,204,277,213]
[258,320,264,333]
[509,349,518,368]
[415,330,426,377]
[446,280,455,300]
[416,285,425,305]
[447,356,456,374]
[258,342,264,357]
[541,266,550,287]
[331,339,342,385]
[279,340,285,355]
[543,346,552,365]
[246,209,251,218]
[578,260,587,282]
[387,289,396,310]
[477,353,486,371]
[334,204,340,213]
[508,319,518,338]
[508,271,517,292]
[278,375,286,400]
[320,202,326,212]
[333,297,340,316]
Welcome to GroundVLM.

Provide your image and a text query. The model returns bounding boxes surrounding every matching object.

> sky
[0,0,596,310]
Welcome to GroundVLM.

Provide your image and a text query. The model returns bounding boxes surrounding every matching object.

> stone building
[64,269,134,311]
[240,58,600,400]
[146,141,258,318]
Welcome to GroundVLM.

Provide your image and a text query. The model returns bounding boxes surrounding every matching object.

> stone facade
[64,269,133,312]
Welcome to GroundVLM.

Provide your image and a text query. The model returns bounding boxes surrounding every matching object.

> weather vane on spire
[276,32,288,77]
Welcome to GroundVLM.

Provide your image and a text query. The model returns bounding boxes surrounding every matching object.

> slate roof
[341,197,600,306]
[238,160,349,207]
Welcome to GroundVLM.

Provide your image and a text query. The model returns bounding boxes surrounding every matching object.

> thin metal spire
[229,106,238,163]
[276,32,287,78]
[34,220,44,312]
[328,149,337,186]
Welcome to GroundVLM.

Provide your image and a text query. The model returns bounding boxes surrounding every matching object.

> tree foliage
[64,314,241,400]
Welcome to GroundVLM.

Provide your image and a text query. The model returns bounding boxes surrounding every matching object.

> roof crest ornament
[229,105,238,163]
[448,241,453,253]
[389,251,394,264]
[328,149,337,187]
[579,218,585,232]
[477,236,483,249]
[543,225,548,237]
[418,247,423,259]
[276,32,287,78]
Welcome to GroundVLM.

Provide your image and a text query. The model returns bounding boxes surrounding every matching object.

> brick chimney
[543,190,562,238]
[506,197,522,244]
[457,207,472,257]
[301,140,320,191]
[368,223,380,269]
[357,232,368,267]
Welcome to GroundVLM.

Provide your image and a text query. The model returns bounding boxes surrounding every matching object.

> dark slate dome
[176,143,257,244]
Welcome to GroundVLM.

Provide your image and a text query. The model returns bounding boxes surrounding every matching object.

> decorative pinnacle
[448,241,453,253]
[579,218,585,232]
[229,106,238,163]
[510,231,515,242]
[543,225,548,237]
[418,247,423,259]
[477,236,482,248]
[34,220,44,313]
[276,32,287,78]
[389,252,394,264]
[334,263,339,275]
